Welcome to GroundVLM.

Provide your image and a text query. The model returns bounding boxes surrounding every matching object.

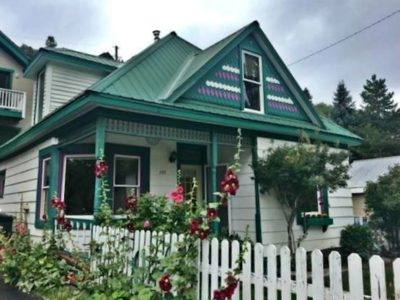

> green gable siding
[182,49,242,108]
[183,34,310,123]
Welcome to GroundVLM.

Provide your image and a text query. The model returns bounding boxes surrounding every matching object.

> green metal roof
[44,48,121,68]
[24,47,121,77]
[0,30,30,67]
[90,32,201,100]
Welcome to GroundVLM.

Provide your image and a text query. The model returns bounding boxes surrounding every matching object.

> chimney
[114,45,119,61]
[153,30,161,41]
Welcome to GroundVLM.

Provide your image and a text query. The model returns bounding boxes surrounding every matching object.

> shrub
[340,224,374,259]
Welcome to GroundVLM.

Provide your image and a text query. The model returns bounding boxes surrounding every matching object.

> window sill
[243,108,264,114]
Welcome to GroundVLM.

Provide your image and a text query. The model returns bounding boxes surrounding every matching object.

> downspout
[252,137,262,243]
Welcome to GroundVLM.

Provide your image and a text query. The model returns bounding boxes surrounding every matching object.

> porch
[38,116,260,240]
[0,87,26,119]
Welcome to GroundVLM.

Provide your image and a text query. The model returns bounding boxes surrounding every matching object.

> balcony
[0,88,26,119]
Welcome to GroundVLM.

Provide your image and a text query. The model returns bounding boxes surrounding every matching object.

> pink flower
[95,160,109,178]
[143,220,151,228]
[168,185,184,204]
[220,169,239,196]
[15,223,27,236]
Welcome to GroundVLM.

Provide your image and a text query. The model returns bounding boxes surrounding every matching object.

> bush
[340,224,374,259]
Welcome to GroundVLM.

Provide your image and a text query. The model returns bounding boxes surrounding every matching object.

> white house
[0,21,361,250]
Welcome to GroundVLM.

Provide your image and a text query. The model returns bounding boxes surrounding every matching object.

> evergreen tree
[361,74,397,126]
[314,102,333,118]
[331,80,355,128]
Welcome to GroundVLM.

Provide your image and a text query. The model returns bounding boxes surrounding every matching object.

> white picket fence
[64,222,400,300]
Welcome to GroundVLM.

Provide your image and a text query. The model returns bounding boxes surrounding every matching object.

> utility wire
[288,9,400,67]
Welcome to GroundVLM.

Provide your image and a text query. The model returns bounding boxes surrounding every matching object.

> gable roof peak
[0,30,30,67]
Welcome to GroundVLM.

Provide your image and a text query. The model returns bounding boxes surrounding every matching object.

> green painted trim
[0,92,362,162]
[0,109,22,119]
[94,117,106,214]
[24,49,116,78]
[251,137,262,243]
[0,31,30,67]
[210,132,219,234]
[0,67,14,89]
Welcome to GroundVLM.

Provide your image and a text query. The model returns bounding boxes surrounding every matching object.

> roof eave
[0,31,30,68]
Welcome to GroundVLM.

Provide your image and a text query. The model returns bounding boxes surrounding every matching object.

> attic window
[242,51,263,113]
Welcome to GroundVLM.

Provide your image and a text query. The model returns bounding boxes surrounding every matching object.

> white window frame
[204,163,232,234]
[242,50,264,114]
[61,154,96,217]
[113,155,141,209]
[39,158,51,220]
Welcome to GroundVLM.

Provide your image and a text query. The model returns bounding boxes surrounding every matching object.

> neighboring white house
[0,21,362,250]
[349,155,400,224]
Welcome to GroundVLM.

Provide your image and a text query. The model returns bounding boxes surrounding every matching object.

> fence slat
[210,238,219,294]
[266,244,276,300]
[296,247,308,300]
[201,239,210,300]
[312,249,324,300]
[329,251,344,300]
[231,240,240,300]
[369,255,387,300]
[253,243,264,300]
[242,241,252,300]
[394,258,400,300]
[220,239,229,288]
[280,246,291,300]
[348,253,364,300]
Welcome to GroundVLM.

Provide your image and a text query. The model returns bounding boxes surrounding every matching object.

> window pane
[0,71,11,89]
[43,159,50,187]
[244,54,260,82]
[64,158,95,215]
[40,187,48,219]
[37,71,45,121]
[114,187,139,213]
[115,157,139,185]
[244,81,261,111]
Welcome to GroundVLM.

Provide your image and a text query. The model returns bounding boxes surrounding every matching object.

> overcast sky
[1,0,399,106]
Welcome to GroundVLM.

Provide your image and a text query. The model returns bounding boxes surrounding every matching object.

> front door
[180,164,203,204]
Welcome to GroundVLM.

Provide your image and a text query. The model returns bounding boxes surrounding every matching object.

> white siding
[0,139,58,238]
[257,137,354,250]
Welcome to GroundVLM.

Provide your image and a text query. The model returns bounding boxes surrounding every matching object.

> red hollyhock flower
[198,228,210,240]
[64,220,72,232]
[95,160,109,178]
[68,273,76,285]
[189,217,203,235]
[207,208,218,220]
[124,195,138,211]
[159,274,172,292]
[220,169,239,196]
[11,248,17,256]
[127,223,135,233]
[213,289,226,300]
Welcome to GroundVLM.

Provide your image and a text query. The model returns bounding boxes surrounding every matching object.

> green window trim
[0,169,5,198]
[0,67,14,90]
[35,148,52,229]
[296,186,333,232]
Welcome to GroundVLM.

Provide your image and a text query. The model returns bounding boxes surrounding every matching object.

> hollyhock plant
[220,169,239,196]
[95,160,109,178]
[127,223,135,233]
[207,208,218,220]
[168,185,184,204]
[158,273,172,292]
[125,194,138,211]
[15,223,27,236]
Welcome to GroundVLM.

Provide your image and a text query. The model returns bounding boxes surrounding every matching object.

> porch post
[210,132,219,234]
[94,117,106,214]
[251,137,262,243]
[48,147,60,229]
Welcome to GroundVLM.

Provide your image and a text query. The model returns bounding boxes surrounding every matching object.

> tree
[253,143,349,252]
[45,36,57,48]
[331,80,355,128]
[314,102,333,118]
[19,44,37,60]
[352,74,400,159]
[361,74,397,125]
[365,165,400,251]
[303,87,313,103]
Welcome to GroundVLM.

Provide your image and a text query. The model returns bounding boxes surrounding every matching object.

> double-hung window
[113,155,140,212]
[242,51,263,113]
[39,158,50,220]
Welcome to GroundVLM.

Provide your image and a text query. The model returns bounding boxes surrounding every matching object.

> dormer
[24,47,121,124]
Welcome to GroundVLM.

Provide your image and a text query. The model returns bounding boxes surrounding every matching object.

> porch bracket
[210,132,219,234]
[252,137,263,243]
[94,117,107,214]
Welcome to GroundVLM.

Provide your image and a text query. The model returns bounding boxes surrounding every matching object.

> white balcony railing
[0,88,26,118]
